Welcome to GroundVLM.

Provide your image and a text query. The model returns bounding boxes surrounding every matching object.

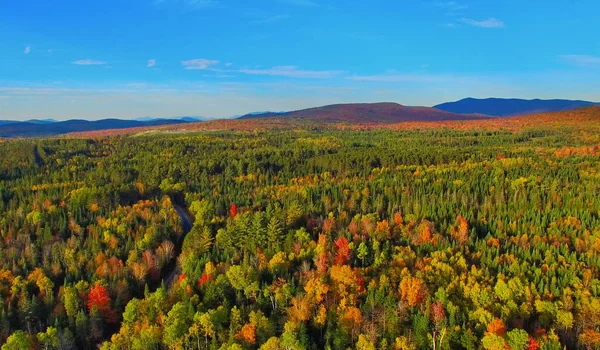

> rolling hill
[434,98,600,117]
[239,102,487,123]
[0,118,189,138]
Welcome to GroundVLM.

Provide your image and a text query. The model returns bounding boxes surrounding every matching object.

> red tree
[198,273,214,287]
[230,203,238,218]
[527,337,540,350]
[334,237,351,265]
[87,283,117,323]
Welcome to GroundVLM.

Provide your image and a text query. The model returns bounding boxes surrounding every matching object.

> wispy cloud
[279,0,318,6]
[24,46,31,54]
[181,58,219,70]
[181,59,343,79]
[348,72,460,83]
[72,59,106,65]
[147,59,156,68]
[238,66,342,79]
[460,17,504,28]
[561,55,600,67]
[251,14,290,24]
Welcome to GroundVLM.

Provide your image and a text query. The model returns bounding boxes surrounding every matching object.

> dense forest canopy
[1,110,600,349]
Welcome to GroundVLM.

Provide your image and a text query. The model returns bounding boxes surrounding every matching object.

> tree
[486,318,506,337]
[226,265,252,292]
[87,283,116,323]
[251,212,267,250]
[304,277,329,303]
[163,302,193,348]
[192,311,215,349]
[230,203,238,218]
[341,307,362,344]
[452,215,469,246]
[236,323,256,345]
[63,286,80,320]
[356,334,376,350]
[506,329,529,350]
[288,295,311,323]
[430,301,447,350]
[482,333,507,350]
[156,240,175,269]
[334,237,351,265]
[399,276,427,307]
[2,330,32,350]
[198,226,213,255]
[267,216,283,253]
[357,242,369,266]
[37,327,59,350]
[259,337,281,350]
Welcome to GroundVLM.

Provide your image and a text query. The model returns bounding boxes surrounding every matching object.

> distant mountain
[27,119,58,124]
[239,102,486,123]
[434,98,600,117]
[136,116,207,122]
[0,119,189,138]
[0,119,57,126]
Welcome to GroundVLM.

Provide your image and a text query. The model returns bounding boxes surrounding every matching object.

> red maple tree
[334,237,351,265]
[230,203,238,218]
[87,283,117,323]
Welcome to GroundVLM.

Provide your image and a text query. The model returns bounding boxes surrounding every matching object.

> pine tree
[198,226,213,255]
[267,216,283,253]
[251,212,267,251]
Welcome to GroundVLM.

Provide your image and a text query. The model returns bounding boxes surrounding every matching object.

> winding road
[163,204,193,288]
[33,145,44,166]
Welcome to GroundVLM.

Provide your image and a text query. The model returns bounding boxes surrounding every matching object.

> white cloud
[561,55,600,67]
[460,17,504,28]
[24,46,31,54]
[181,60,341,78]
[237,66,342,78]
[147,59,156,68]
[72,59,106,65]
[181,58,219,70]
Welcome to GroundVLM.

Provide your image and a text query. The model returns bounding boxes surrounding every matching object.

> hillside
[434,97,599,117]
[239,102,486,123]
[68,106,600,138]
[0,118,188,138]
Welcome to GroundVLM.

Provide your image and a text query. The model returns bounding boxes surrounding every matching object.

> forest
[1,109,600,349]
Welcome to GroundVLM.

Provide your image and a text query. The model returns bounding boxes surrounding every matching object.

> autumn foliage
[334,237,351,265]
[3,108,600,348]
[87,283,116,323]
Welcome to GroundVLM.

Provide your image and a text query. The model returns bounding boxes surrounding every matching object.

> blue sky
[1,0,599,120]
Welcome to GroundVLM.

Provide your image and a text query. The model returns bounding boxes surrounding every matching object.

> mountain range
[239,102,486,123]
[2,98,598,138]
[434,98,599,117]
[0,119,190,138]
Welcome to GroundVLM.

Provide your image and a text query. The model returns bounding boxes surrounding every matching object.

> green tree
[2,330,32,350]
